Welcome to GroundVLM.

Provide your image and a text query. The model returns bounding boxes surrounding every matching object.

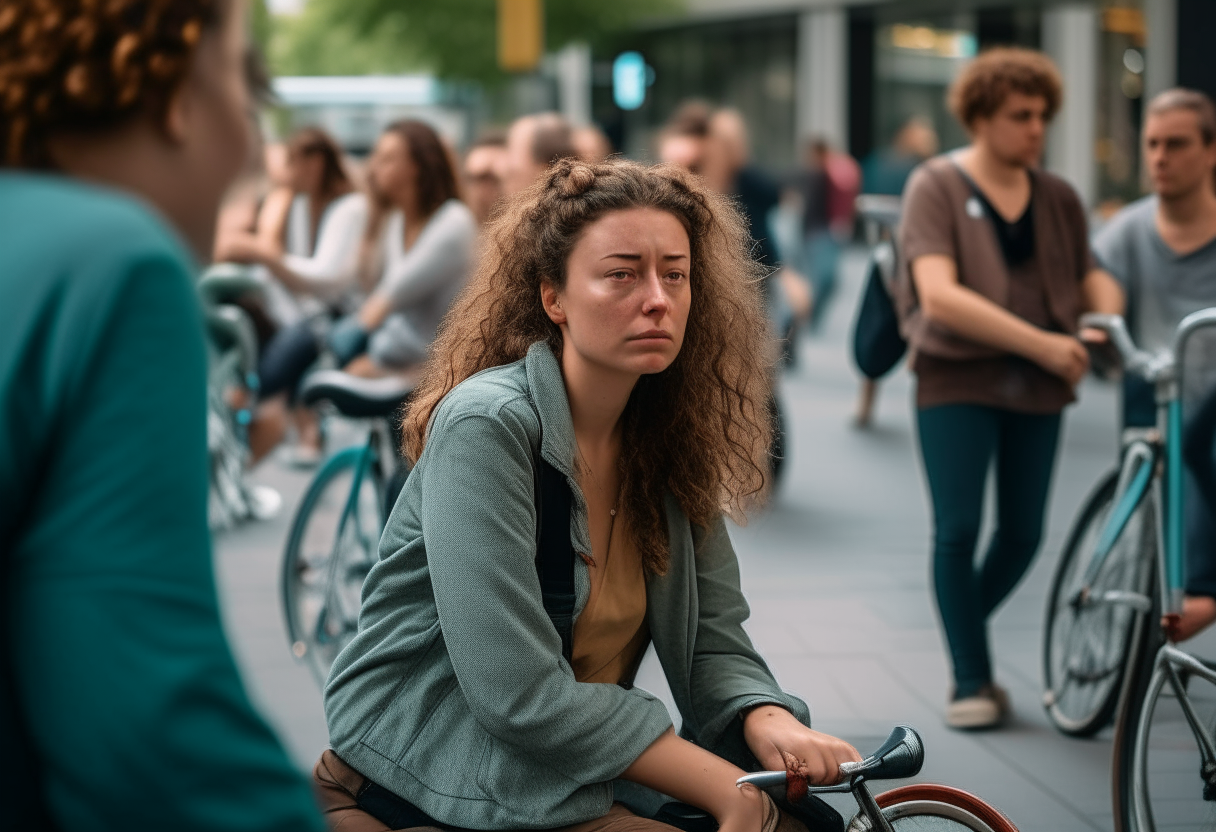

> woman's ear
[540,281,566,325]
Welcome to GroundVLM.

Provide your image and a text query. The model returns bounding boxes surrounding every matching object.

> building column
[554,42,591,127]
[1145,0,1177,101]
[1043,4,1098,208]
[796,8,848,154]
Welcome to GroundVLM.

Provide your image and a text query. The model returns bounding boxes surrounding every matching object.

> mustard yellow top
[571,512,650,685]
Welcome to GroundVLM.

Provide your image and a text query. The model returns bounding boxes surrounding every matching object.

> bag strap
[533,450,577,664]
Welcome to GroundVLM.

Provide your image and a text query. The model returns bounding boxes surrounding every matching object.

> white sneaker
[946,684,1008,730]
[246,484,282,521]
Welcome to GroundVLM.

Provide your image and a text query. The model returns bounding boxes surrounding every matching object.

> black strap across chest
[534,455,577,664]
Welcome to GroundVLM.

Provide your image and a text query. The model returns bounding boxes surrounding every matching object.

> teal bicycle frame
[1078,309,1216,622]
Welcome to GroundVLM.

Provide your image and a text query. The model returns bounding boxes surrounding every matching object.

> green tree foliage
[270,0,679,81]
[269,1,425,77]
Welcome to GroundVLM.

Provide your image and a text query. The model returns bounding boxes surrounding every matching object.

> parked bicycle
[280,369,413,687]
[1036,309,1216,829]
[1068,310,1216,831]
[737,724,1018,831]
[199,263,281,529]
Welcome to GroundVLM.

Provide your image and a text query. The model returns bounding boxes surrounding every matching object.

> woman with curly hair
[315,159,859,832]
[0,0,322,828]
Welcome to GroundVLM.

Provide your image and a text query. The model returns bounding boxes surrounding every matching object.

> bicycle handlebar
[1079,313,1170,382]
[735,724,923,793]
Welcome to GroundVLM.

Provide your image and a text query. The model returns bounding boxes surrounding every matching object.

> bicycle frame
[1075,440,1156,614]
[313,428,383,646]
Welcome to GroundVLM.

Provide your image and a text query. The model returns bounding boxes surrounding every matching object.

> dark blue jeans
[917,404,1062,698]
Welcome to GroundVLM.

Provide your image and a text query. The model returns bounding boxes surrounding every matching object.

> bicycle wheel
[1117,642,1216,832]
[1042,468,1156,736]
[844,784,1019,831]
[281,445,385,687]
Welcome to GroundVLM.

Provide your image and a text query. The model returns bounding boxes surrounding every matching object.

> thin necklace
[578,454,620,564]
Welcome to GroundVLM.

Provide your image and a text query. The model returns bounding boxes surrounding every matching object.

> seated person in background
[329,120,477,378]
[0,1,324,828]
[216,127,369,463]
[1092,88,1216,641]
[500,111,579,197]
[463,130,508,226]
[315,158,859,832]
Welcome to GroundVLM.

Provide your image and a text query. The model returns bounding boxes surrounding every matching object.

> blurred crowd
[210,103,942,468]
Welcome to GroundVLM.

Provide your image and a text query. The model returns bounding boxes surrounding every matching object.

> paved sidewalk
[213,247,1216,829]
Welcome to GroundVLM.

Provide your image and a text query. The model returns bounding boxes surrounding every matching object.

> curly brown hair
[947,47,1063,129]
[403,159,773,575]
[0,0,223,167]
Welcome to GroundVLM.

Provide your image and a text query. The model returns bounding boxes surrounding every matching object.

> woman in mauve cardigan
[896,48,1124,730]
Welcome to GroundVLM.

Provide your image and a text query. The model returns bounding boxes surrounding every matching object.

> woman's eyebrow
[599,252,690,261]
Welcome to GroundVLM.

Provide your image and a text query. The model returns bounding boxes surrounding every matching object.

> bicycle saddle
[300,370,415,418]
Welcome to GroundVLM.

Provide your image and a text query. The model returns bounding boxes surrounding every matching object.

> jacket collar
[523,341,579,479]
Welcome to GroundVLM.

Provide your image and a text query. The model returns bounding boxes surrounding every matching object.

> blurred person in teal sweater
[0,0,324,828]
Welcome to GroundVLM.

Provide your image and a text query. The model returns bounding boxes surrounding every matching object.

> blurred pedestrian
[316,157,860,831]
[501,112,578,196]
[852,118,938,428]
[796,138,838,332]
[463,130,508,226]
[862,116,939,197]
[656,100,712,174]
[328,120,477,378]
[1092,88,1216,641]
[0,1,324,829]
[573,123,614,163]
[896,47,1124,729]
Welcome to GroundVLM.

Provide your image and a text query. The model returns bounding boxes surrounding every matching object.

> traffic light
[498,0,543,72]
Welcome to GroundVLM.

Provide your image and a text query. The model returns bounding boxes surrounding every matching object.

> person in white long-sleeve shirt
[329,120,477,378]
[216,127,370,462]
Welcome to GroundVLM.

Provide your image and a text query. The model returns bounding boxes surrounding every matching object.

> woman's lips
[629,330,671,341]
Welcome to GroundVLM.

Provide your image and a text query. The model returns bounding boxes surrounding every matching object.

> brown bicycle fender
[875,783,1020,831]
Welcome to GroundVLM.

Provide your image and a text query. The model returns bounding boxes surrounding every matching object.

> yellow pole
[498,0,543,72]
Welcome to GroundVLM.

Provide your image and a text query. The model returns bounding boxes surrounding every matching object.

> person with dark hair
[0,0,324,828]
[329,119,476,377]
[502,111,578,196]
[315,157,859,832]
[218,126,368,325]
[1093,88,1216,641]
[896,47,1124,729]
[463,130,508,226]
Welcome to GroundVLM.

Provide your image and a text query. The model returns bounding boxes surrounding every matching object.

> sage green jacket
[325,342,810,829]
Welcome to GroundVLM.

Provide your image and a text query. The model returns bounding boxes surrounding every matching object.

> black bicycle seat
[299,370,414,418]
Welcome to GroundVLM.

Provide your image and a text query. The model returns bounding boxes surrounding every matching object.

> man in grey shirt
[1093,88,1216,639]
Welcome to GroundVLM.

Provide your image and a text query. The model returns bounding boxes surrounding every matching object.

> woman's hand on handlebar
[742,705,862,788]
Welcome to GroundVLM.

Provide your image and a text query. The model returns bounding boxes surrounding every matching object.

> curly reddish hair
[0,0,223,167]
[403,158,773,575]
[947,47,1063,129]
